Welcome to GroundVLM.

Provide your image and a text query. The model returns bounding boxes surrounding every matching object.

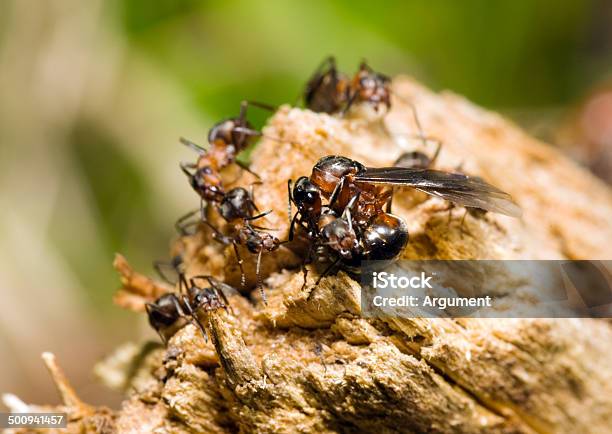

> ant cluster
[144,57,521,344]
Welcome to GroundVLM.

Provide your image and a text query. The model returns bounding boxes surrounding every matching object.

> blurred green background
[0,0,610,407]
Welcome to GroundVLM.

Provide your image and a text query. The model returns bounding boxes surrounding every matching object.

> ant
[288,154,521,281]
[180,100,276,206]
[202,209,281,305]
[175,184,263,236]
[304,57,391,116]
[145,271,233,345]
[178,182,281,305]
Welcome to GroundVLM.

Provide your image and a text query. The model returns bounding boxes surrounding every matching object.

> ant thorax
[310,155,364,196]
[199,143,236,169]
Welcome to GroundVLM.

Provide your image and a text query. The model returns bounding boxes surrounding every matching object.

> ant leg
[202,220,232,245]
[255,248,267,305]
[340,91,358,117]
[153,260,178,284]
[180,137,207,155]
[232,126,302,148]
[447,204,454,225]
[459,209,470,235]
[248,181,262,213]
[429,140,443,167]
[314,56,337,77]
[181,295,208,341]
[175,208,200,235]
[300,243,314,291]
[233,243,247,288]
[235,159,261,179]
[328,176,347,210]
[173,272,189,296]
[288,212,300,242]
[287,179,293,230]
[239,100,277,121]
[386,188,394,213]
[343,191,361,216]
[315,257,342,286]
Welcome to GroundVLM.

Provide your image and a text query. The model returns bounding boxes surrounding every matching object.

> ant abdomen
[360,213,409,262]
[145,293,188,344]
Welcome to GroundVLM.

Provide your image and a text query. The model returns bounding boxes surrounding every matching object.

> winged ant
[288,154,521,284]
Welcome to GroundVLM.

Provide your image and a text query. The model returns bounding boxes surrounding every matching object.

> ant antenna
[255,249,267,305]
[153,260,179,284]
[238,100,277,121]
[180,137,207,155]
[180,162,195,179]
[245,210,273,221]
[232,244,247,289]
[430,141,442,166]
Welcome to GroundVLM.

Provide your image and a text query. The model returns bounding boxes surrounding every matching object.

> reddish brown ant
[304,57,391,115]
[180,100,276,205]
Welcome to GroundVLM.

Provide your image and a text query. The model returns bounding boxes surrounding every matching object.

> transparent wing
[355,167,522,217]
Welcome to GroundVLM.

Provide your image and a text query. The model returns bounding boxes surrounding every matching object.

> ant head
[293,176,322,214]
[243,227,280,253]
[360,213,408,261]
[208,118,254,152]
[395,151,431,170]
[321,216,358,259]
[352,63,391,114]
[190,166,225,201]
[219,187,256,222]
[192,287,226,312]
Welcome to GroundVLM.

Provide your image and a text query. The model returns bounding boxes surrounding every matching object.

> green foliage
[115,0,597,112]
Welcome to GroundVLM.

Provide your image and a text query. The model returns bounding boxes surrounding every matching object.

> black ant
[145,271,233,345]
[304,57,391,115]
